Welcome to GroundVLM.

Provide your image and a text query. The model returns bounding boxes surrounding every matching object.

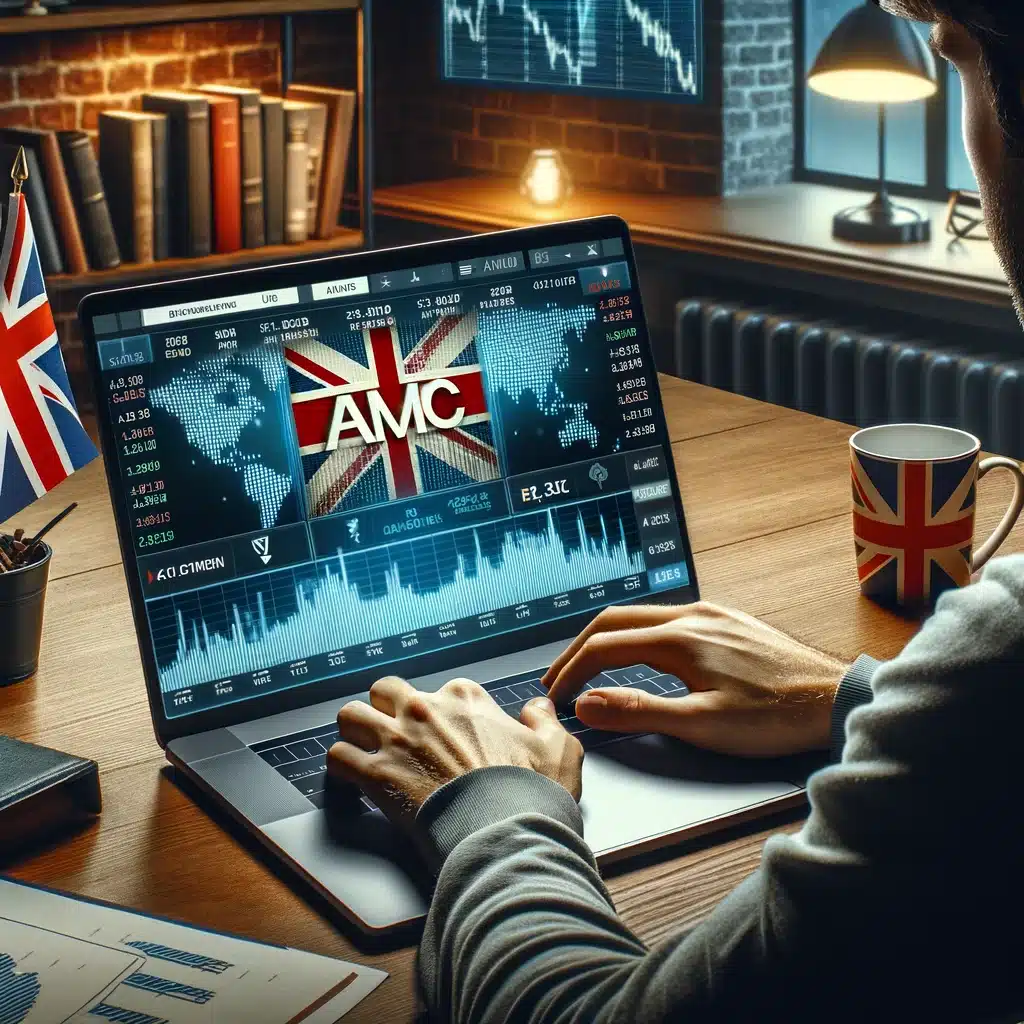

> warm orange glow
[808,68,937,103]
[520,149,572,208]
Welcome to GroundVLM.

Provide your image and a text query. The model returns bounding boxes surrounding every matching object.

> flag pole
[11,145,27,196]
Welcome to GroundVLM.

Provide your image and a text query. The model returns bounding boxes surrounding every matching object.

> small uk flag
[0,188,97,522]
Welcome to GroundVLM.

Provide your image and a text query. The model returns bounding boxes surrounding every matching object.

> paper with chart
[0,877,387,1023]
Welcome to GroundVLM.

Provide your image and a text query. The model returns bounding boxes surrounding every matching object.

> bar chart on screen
[149,492,646,694]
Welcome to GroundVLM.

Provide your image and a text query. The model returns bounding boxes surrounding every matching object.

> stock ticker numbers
[109,372,173,549]
[601,294,656,439]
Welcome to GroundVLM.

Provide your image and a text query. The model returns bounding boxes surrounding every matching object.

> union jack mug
[851,424,1024,608]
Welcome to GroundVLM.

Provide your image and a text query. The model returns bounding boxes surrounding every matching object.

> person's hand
[543,603,847,758]
[327,676,584,828]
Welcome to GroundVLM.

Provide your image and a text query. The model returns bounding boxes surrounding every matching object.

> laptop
[80,216,811,936]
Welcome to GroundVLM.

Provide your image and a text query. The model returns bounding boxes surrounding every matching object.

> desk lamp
[807,1,937,243]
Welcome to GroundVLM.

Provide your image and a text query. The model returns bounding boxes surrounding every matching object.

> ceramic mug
[850,424,1024,608]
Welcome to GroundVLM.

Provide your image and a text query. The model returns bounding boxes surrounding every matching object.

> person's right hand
[543,603,848,758]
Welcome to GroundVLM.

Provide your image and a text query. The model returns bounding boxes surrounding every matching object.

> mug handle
[972,457,1024,571]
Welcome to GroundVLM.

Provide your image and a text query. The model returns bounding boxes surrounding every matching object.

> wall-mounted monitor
[442,0,704,102]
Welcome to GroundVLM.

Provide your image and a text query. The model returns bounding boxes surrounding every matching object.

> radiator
[673,299,1024,460]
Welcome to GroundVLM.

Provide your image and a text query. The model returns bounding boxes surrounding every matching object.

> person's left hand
[327,676,584,829]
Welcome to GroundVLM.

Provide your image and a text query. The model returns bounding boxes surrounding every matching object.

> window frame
[793,1,954,201]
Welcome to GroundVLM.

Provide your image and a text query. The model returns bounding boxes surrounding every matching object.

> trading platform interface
[94,233,692,719]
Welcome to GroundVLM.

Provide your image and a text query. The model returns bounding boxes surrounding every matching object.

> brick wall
[721,0,794,194]
[0,20,281,138]
[372,3,723,196]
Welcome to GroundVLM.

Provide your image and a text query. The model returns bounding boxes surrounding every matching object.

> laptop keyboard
[249,665,688,808]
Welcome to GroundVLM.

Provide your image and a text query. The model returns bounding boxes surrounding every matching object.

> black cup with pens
[0,502,77,686]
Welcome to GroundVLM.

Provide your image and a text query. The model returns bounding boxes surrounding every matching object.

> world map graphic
[482,302,601,451]
[481,301,626,475]
[148,347,294,531]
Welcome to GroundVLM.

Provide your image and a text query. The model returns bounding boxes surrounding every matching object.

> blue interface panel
[95,237,691,719]
[442,0,703,101]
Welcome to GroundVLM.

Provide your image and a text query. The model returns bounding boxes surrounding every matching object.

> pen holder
[0,539,51,685]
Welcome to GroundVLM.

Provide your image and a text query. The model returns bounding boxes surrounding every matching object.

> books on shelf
[282,101,311,244]
[198,85,266,250]
[1,126,89,275]
[0,138,64,275]
[150,115,171,262]
[5,81,356,279]
[57,131,121,271]
[98,111,162,264]
[260,96,285,247]
[200,92,244,254]
[281,97,327,243]
[141,90,213,259]
[285,84,356,241]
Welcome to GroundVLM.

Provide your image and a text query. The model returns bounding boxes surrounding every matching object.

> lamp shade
[808,2,937,103]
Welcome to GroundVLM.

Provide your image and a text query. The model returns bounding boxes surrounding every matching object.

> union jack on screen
[852,448,976,605]
[286,310,499,517]
[0,191,97,523]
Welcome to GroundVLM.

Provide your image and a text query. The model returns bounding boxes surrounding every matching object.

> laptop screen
[85,219,697,732]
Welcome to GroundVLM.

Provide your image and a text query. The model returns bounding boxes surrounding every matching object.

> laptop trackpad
[581,735,812,860]
[262,737,817,933]
[262,806,432,934]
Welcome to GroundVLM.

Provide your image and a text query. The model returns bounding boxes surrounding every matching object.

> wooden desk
[4,381,1023,1021]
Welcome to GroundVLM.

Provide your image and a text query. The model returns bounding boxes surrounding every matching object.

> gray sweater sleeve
[415,556,1024,1024]
[829,652,878,759]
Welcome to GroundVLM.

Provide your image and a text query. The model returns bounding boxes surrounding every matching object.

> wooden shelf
[0,0,357,35]
[46,228,364,292]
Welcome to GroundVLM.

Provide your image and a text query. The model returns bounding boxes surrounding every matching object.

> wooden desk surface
[375,177,1012,311]
[4,380,1023,1022]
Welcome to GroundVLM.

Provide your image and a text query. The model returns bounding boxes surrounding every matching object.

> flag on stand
[0,152,97,524]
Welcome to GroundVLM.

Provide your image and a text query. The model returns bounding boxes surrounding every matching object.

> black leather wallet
[0,735,101,859]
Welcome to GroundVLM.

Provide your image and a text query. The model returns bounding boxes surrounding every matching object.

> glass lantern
[520,149,573,208]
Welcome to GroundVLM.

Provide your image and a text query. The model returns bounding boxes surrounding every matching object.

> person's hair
[880,1,1024,153]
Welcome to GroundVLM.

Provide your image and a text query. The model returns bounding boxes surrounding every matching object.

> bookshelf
[1,0,374,293]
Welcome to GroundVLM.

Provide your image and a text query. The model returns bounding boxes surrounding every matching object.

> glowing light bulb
[520,149,573,208]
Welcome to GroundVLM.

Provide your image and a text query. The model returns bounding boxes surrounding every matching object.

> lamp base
[833,194,931,245]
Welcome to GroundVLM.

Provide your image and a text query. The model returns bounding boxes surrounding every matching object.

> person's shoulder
[915,554,1024,666]
[967,553,1024,613]
[978,552,1024,584]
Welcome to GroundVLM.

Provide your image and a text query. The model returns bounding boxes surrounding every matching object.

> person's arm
[417,558,1024,1024]
[829,652,878,760]
[545,603,849,758]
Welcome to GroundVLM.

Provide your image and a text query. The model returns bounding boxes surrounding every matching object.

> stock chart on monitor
[94,233,692,720]
[442,0,703,100]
